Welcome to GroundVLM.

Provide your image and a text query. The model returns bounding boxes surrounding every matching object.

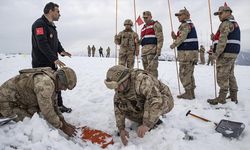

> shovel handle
[186,110,217,126]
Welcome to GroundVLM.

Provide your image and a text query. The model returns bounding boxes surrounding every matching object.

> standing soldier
[199,45,205,64]
[0,67,77,137]
[114,19,139,69]
[207,46,214,65]
[87,45,91,57]
[207,4,240,105]
[31,2,72,113]
[104,65,174,146]
[170,8,198,100]
[140,11,164,78]
[106,47,111,58]
[99,46,104,57]
[92,45,96,57]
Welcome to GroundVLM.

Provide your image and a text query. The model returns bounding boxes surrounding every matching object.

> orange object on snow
[81,126,114,148]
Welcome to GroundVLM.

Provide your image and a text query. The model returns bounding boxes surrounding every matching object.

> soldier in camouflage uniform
[104,65,174,146]
[199,45,205,64]
[207,5,240,105]
[140,11,164,78]
[114,19,139,69]
[170,8,199,100]
[207,46,214,65]
[106,46,111,58]
[92,45,96,57]
[0,67,77,137]
[87,45,91,57]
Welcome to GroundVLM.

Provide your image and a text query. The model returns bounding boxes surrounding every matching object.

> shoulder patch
[36,27,44,35]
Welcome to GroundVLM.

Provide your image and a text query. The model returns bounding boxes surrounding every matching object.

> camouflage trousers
[207,55,214,65]
[179,61,196,90]
[125,92,174,126]
[119,48,135,69]
[199,53,205,64]
[0,86,37,122]
[142,54,159,78]
[216,57,238,94]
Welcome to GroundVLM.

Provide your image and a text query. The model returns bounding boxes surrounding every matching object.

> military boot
[177,89,194,100]
[207,92,227,105]
[230,91,238,104]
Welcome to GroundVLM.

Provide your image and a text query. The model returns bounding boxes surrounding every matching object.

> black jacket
[31,15,64,70]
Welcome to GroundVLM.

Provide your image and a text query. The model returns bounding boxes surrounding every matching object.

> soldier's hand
[120,129,129,146]
[156,49,161,56]
[60,51,71,57]
[137,125,150,138]
[60,122,77,137]
[170,44,175,49]
[54,59,66,68]
[210,33,215,40]
[171,31,177,39]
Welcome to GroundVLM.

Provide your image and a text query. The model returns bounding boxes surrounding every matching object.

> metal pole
[167,0,181,94]
[133,0,139,69]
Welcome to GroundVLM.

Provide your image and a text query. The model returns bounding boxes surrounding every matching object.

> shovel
[186,110,245,138]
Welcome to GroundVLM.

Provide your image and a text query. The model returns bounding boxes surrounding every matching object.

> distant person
[170,8,198,100]
[31,2,72,113]
[199,45,205,64]
[87,45,91,57]
[104,65,174,146]
[140,11,163,78]
[114,19,139,69]
[207,4,240,105]
[92,45,96,57]
[99,46,104,57]
[0,67,77,137]
[106,47,111,58]
[207,46,214,65]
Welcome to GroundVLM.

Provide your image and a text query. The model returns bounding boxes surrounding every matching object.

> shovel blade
[215,119,245,138]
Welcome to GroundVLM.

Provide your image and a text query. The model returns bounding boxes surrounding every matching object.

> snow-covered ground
[0,54,250,150]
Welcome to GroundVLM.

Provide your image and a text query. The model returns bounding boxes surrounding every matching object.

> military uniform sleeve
[113,93,126,130]
[136,74,164,128]
[32,22,58,63]
[173,23,190,47]
[114,32,122,45]
[153,22,164,52]
[214,21,234,57]
[33,74,63,128]
[134,32,140,55]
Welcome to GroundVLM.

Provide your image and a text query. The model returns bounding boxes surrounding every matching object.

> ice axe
[186,110,245,138]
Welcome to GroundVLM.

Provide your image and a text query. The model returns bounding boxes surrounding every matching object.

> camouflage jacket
[114,69,172,130]
[141,20,164,56]
[0,67,63,128]
[173,19,198,62]
[115,29,139,53]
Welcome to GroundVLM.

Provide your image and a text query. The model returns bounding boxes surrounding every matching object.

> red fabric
[81,127,114,149]
[141,21,156,38]
[136,15,144,26]
[36,27,44,35]
[213,30,220,41]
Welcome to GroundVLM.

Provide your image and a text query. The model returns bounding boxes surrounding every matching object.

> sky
[0,0,249,54]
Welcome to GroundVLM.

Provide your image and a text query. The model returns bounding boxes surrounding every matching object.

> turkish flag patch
[36,27,44,35]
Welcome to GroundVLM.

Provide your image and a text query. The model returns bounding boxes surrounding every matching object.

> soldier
[99,46,104,57]
[114,19,139,69]
[106,47,111,58]
[199,45,205,64]
[170,8,199,100]
[31,2,72,113]
[207,46,214,65]
[0,67,77,137]
[140,11,164,78]
[104,65,174,146]
[92,45,96,57]
[207,4,240,105]
[87,45,91,57]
